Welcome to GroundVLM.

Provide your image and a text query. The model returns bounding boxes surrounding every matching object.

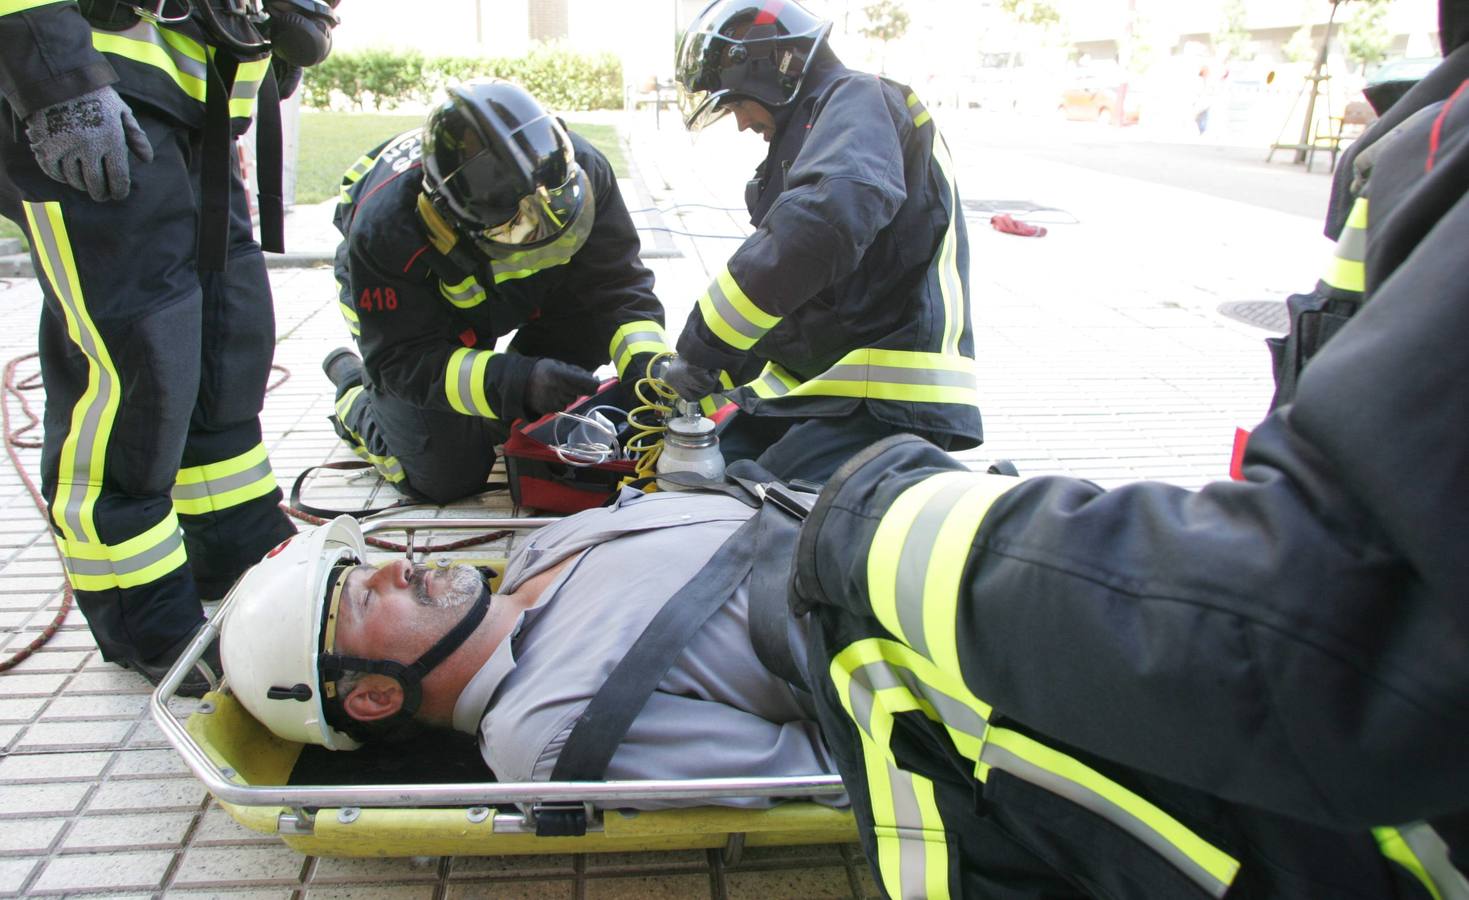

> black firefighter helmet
[421,79,586,261]
[676,0,833,131]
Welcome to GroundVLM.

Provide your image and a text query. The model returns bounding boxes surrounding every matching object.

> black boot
[117,626,222,699]
[322,346,364,397]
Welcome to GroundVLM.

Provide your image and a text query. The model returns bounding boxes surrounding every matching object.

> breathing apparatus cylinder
[656,401,725,490]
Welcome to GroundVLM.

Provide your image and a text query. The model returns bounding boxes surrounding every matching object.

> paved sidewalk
[0,106,1325,897]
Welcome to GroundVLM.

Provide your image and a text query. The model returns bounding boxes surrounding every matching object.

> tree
[1213,0,1254,63]
[859,0,910,74]
[997,0,1060,30]
[1341,0,1393,74]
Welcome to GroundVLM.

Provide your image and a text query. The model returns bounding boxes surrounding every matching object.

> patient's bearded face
[408,563,483,608]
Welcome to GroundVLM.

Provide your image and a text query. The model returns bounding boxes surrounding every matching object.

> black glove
[265,0,339,68]
[26,86,153,202]
[525,358,599,418]
[665,358,721,401]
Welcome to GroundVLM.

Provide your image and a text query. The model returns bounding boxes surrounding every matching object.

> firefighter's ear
[341,674,404,721]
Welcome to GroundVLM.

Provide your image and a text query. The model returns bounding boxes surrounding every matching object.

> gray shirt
[449,489,837,808]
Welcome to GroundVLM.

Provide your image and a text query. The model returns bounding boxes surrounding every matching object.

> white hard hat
[219,515,366,751]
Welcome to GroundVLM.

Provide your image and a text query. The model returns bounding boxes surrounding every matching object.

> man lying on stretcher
[218,485,838,809]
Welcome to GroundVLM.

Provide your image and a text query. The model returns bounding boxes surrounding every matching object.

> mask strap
[319,579,491,718]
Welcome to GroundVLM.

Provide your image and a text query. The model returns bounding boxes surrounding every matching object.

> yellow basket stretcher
[150,516,854,860]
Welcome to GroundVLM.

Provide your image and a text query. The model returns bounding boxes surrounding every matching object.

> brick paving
[0,106,1326,896]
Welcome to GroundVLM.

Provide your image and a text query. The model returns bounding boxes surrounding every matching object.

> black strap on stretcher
[534,477,817,837]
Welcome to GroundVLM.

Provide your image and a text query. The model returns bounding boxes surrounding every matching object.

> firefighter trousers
[329,381,506,505]
[0,101,294,663]
[804,596,1447,899]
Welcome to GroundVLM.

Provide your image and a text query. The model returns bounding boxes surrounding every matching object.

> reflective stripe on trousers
[172,443,280,515]
[1376,823,1469,900]
[23,200,191,592]
[1322,196,1368,295]
[830,469,1242,898]
[333,386,406,483]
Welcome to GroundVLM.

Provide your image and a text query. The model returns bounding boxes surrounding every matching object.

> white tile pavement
[0,107,1323,895]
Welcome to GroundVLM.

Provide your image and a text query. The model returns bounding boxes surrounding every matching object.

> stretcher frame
[151,516,853,858]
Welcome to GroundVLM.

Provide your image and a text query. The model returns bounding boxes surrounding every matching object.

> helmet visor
[678,81,734,132]
[464,163,585,259]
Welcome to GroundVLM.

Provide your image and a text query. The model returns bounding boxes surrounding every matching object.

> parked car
[1059,78,1141,125]
[1361,55,1440,116]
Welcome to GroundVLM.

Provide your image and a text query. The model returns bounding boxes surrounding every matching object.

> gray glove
[26,85,154,202]
[525,358,600,418]
[665,357,721,401]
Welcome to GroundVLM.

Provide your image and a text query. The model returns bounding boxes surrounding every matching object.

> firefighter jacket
[0,0,270,134]
[332,128,668,424]
[674,58,982,449]
[789,80,1469,898]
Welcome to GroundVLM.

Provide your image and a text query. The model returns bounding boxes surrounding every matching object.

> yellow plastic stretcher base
[188,690,857,858]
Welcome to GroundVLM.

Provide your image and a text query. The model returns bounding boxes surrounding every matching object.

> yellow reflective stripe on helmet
[980,728,1240,897]
[227,56,269,119]
[831,640,955,899]
[1322,197,1368,294]
[608,320,670,377]
[92,24,208,103]
[334,386,405,482]
[439,273,487,309]
[23,201,119,546]
[1376,824,1469,900]
[907,91,931,130]
[444,348,498,419]
[929,132,965,356]
[337,298,361,336]
[1,0,66,12]
[698,266,782,351]
[59,511,188,591]
[745,349,978,406]
[172,444,278,515]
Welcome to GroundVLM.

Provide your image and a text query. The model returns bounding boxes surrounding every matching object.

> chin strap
[319,578,491,737]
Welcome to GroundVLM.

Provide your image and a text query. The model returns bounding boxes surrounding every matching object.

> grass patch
[295,111,421,205]
[293,111,627,206]
[566,122,628,176]
[0,216,23,250]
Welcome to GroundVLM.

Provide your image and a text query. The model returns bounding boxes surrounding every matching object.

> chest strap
[535,475,820,837]
[537,511,762,836]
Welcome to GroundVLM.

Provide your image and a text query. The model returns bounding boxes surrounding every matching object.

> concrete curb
[0,246,685,280]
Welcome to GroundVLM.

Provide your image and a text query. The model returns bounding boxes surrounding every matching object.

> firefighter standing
[665,0,981,483]
[323,79,669,504]
[790,10,1469,895]
[0,0,336,693]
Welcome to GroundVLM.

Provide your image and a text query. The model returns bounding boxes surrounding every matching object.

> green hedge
[303,44,624,112]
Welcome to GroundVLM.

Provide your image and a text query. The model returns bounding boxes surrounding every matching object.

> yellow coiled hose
[622,351,679,486]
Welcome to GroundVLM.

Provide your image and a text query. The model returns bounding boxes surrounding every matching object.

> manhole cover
[1217,300,1289,332]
